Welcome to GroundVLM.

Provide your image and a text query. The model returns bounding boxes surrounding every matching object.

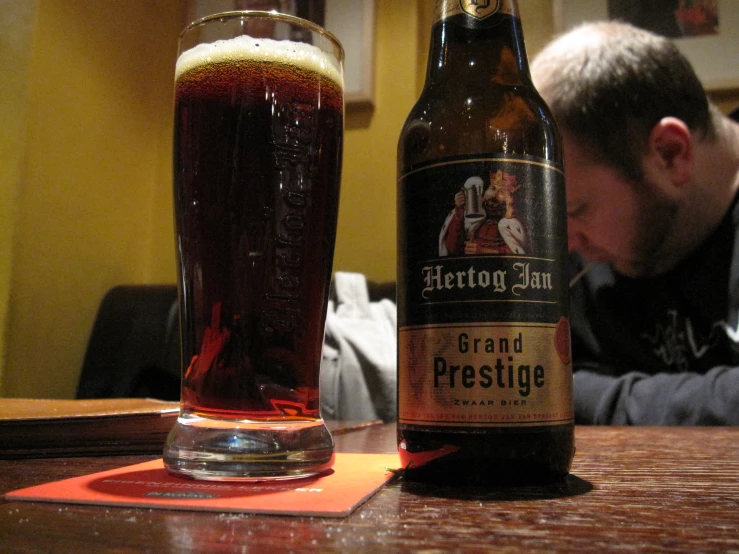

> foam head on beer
[175,34,343,88]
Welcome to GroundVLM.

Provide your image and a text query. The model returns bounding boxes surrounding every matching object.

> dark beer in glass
[164,11,344,481]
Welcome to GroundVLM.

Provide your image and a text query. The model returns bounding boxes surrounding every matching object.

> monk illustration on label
[439,169,526,256]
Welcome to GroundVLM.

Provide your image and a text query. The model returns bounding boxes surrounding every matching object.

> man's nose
[567,221,588,253]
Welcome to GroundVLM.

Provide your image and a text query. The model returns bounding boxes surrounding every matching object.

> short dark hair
[531,21,715,181]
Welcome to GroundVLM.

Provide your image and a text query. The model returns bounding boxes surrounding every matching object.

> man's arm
[574,365,739,425]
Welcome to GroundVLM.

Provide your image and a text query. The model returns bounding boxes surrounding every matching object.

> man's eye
[566,204,586,218]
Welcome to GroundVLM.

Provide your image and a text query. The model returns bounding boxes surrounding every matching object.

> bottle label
[435,0,518,23]
[397,156,573,428]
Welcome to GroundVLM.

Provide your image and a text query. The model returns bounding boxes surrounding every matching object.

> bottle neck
[425,0,531,87]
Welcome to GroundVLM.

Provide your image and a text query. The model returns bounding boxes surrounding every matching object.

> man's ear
[644,117,693,190]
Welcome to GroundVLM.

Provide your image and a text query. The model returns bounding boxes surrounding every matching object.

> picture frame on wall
[187,0,376,108]
[324,0,376,108]
[552,0,739,91]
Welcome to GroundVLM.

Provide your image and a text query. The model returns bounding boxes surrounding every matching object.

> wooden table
[2,425,738,553]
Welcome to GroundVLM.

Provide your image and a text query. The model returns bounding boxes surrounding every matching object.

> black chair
[76,285,180,400]
[77,280,396,401]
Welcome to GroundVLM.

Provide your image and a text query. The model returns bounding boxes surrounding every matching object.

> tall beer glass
[164,11,344,480]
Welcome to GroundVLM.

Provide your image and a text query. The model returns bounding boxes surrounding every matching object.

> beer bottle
[396,0,574,485]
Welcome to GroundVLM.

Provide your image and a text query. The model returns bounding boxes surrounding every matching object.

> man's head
[531,21,717,277]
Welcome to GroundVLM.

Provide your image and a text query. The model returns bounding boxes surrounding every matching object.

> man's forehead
[562,132,609,172]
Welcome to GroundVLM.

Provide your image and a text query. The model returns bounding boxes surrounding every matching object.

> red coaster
[5,453,401,517]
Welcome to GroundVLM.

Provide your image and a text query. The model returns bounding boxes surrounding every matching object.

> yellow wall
[332,0,420,282]
[0,2,38,394]
[1,0,737,399]
[2,1,181,398]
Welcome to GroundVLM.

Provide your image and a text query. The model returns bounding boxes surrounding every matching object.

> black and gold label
[434,0,518,23]
[397,155,573,428]
[399,321,573,427]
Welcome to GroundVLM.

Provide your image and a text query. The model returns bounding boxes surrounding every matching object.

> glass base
[163,412,335,481]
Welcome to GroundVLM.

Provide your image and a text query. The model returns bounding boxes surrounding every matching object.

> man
[530,21,739,424]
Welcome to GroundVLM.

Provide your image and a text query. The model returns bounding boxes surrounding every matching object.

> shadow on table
[399,473,593,501]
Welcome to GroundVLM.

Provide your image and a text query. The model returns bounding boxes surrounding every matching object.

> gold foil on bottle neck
[435,0,518,23]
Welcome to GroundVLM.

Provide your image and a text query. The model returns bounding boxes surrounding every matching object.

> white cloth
[320,272,397,422]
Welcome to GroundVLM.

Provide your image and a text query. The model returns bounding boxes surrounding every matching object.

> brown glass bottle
[396,0,574,485]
